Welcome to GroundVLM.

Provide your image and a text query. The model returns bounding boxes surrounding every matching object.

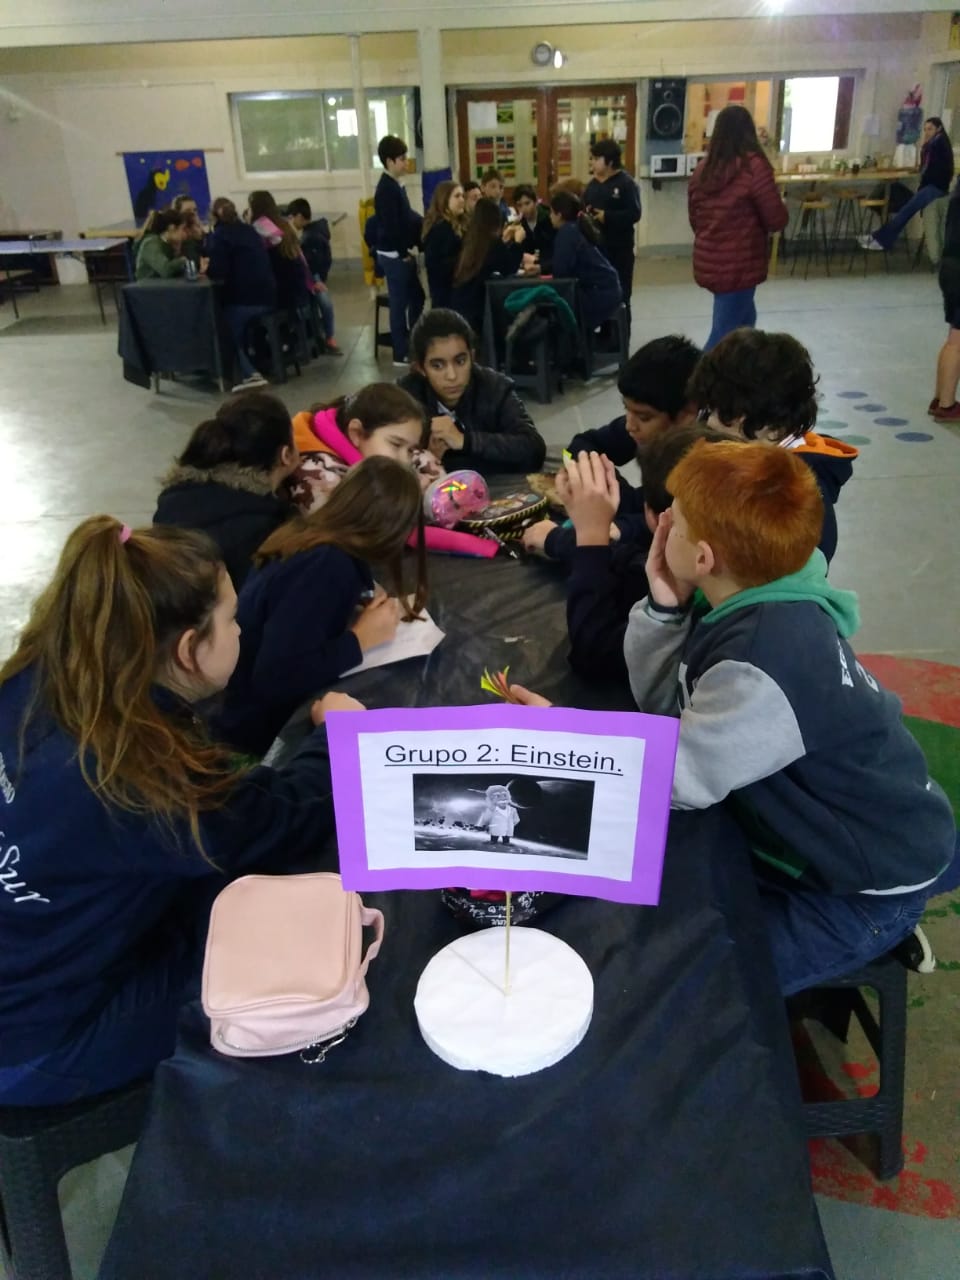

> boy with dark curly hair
[686,328,857,561]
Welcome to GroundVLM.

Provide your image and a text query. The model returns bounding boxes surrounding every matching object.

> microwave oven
[686,152,706,175]
[650,154,686,178]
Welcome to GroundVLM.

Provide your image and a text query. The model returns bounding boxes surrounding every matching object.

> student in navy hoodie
[153,392,300,590]
[0,518,363,1103]
[548,191,622,333]
[219,456,427,756]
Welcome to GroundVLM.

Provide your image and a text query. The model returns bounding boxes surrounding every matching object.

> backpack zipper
[215,1016,358,1061]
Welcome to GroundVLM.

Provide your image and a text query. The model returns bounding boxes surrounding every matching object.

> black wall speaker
[647,79,686,142]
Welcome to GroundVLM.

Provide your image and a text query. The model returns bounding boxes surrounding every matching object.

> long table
[99,550,834,1280]
[0,238,129,323]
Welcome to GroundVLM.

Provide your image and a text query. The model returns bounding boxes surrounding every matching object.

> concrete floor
[1,257,959,1278]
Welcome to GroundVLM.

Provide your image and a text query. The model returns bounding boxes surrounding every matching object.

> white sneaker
[231,373,268,392]
[857,234,884,251]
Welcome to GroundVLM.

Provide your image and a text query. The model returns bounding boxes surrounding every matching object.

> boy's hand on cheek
[646,510,694,610]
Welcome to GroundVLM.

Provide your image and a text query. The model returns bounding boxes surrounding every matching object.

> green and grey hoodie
[624,552,954,895]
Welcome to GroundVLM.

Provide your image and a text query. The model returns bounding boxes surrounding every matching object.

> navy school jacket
[0,669,337,1064]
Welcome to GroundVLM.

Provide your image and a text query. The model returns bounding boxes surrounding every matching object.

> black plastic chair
[581,301,630,379]
[245,311,302,385]
[792,951,907,1180]
[0,1077,151,1280]
[482,277,583,398]
[373,289,392,358]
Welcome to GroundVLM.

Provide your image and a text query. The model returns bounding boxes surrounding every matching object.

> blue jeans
[705,286,757,351]
[224,303,273,379]
[315,286,335,341]
[756,869,933,996]
[0,881,218,1105]
[377,254,424,361]
[872,184,947,249]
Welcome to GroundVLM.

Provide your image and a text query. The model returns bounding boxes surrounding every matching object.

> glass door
[546,85,637,191]
[455,90,547,200]
[456,83,638,200]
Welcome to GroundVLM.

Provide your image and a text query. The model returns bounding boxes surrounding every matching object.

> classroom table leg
[769,231,781,276]
[4,269,20,320]
[95,279,107,325]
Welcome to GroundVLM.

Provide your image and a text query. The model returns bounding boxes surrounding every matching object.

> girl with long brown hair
[422,180,467,308]
[0,518,360,1103]
[219,456,428,755]
[248,189,315,309]
[687,104,788,350]
[450,196,526,336]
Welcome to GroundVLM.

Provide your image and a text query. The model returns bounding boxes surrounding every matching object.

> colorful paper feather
[480,666,520,703]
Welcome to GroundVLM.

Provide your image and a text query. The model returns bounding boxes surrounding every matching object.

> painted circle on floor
[873,417,909,426]
[818,418,849,430]
[854,403,886,412]
[894,431,934,442]
[837,434,872,444]
[837,390,867,398]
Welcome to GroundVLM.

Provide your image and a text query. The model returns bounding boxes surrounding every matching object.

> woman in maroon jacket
[688,105,788,351]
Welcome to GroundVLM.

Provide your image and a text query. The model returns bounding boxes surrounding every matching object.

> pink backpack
[202,872,384,1062]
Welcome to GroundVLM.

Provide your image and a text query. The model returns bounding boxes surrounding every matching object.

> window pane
[324,90,360,170]
[234,94,326,172]
[369,91,416,168]
[782,77,840,152]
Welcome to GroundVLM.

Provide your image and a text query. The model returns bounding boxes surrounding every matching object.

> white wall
[0,13,956,261]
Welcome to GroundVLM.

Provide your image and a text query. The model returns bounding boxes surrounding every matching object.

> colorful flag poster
[327,704,679,905]
[123,150,212,225]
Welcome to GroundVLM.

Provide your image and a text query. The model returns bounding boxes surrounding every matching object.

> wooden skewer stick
[504,890,512,995]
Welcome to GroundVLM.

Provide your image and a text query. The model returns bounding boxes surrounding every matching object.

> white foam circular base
[414,927,593,1077]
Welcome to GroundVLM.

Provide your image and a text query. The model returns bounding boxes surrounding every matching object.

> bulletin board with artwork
[122,150,212,225]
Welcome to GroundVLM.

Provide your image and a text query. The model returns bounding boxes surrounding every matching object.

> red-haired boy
[624,440,954,993]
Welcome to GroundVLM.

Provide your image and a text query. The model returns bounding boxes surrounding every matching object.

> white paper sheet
[341,609,445,677]
[468,101,497,131]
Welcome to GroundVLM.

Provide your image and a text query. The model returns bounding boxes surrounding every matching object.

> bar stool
[851,197,889,274]
[790,198,832,278]
[830,188,861,252]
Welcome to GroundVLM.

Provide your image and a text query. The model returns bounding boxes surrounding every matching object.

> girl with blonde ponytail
[0,517,361,1104]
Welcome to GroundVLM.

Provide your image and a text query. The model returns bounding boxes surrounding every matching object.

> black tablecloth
[99,551,834,1280]
[117,278,229,388]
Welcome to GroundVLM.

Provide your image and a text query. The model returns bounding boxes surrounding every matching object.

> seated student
[514,183,556,272]
[398,308,547,472]
[135,209,189,280]
[154,392,299,590]
[622,440,955,992]
[219,457,427,756]
[561,428,728,685]
[206,196,277,392]
[290,383,497,559]
[290,383,429,510]
[449,198,526,337]
[0,517,361,1103]
[463,180,482,214]
[687,329,857,562]
[286,197,341,355]
[422,180,467,309]
[549,191,622,333]
[479,168,511,223]
[522,334,701,559]
[248,189,314,311]
[172,194,206,268]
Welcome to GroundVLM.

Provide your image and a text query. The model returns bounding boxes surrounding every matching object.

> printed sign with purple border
[326,704,679,905]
